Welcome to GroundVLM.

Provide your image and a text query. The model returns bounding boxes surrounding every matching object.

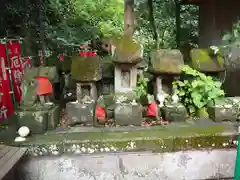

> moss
[190,48,225,72]
[102,56,114,78]
[112,36,142,64]
[38,67,57,81]
[150,49,184,74]
[71,56,102,81]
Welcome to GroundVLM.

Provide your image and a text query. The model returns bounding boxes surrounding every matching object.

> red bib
[147,103,157,117]
[95,105,106,120]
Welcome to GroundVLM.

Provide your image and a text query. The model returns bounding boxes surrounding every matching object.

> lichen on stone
[71,56,102,81]
[150,49,184,74]
[112,36,142,64]
[190,48,225,72]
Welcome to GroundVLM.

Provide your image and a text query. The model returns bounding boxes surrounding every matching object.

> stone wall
[14,150,236,180]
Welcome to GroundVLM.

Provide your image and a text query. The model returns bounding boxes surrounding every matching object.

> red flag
[7,42,23,104]
[0,44,14,120]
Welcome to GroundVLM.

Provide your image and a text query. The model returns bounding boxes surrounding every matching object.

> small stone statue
[157,93,165,107]
[171,94,179,104]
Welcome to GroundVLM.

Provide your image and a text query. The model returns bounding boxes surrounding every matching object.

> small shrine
[65,55,102,126]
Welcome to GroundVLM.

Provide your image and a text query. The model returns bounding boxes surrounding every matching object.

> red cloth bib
[95,105,106,120]
[147,103,157,117]
[36,76,53,95]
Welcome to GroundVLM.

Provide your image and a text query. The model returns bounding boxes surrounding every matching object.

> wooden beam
[0,145,27,180]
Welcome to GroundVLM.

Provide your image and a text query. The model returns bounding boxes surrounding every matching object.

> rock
[150,49,184,74]
[112,36,142,64]
[114,103,142,126]
[66,101,94,126]
[161,104,187,122]
[190,48,225,72]
[208,98,238,122]
[71,56,102,81]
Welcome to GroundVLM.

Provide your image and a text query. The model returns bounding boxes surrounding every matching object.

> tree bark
[147,0,159,49]
[124,0,135,36]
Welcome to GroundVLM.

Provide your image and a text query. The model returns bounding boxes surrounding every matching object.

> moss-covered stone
[112,36,142,64]
[15,107,48,134]
[150,49,184,74]
[15,104,60,134]
[161,104,187,122]
[24,67,57,81]
[114,103,142,126]
[38,66,57,81]
[11,123,238,155]
[21,79,38,106]
[71,56,102,81]
[47,105,60,130]
[208,98,238,122]
[190,48,225,72]
[196,108,209,119]
[102,56,114,78]
[65,102,94,126]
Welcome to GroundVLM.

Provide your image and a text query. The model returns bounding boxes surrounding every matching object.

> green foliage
[172,65,225,115]
[135,75,149,99]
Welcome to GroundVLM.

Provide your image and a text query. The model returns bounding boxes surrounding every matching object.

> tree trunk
[147,0,159,49]
[124,0,135,36]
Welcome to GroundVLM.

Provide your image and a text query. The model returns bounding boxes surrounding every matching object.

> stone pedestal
[114,103,142,126]
[66,102,94,126]
[15,104,60,134]
[161,104,187,122]
[208,105,238,122]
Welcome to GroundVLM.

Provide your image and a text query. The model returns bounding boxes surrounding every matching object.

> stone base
[208,106,238,122]
[15,105,60,134]
[114,103,142,126]
[162,104,187,122]
[66,102,94,126]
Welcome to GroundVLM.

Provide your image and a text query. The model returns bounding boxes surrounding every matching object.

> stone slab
[66,102,94,126]
[114,103,142,126]
[15,150,236,180]
[15,105,60,134]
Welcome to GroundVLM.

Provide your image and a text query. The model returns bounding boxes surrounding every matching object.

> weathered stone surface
[14,150,236,180]
[112,36,142,64]
[21,79,38,106]
[23,66,57,82]
[190,48,225,72]
[102,57,114,78]
[208,98,239,122]
[47,105,60,130]
[15,105,60,134]
[150,49,184,74]
[114,103,142,126]
[161,104,187,122]
[66,102,94,126]
[15,107,48,134]
[71,56,102,81]
[101,80,114,95]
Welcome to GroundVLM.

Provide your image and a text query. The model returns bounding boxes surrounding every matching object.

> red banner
[0,44,14,120]
[7,42,23,104]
